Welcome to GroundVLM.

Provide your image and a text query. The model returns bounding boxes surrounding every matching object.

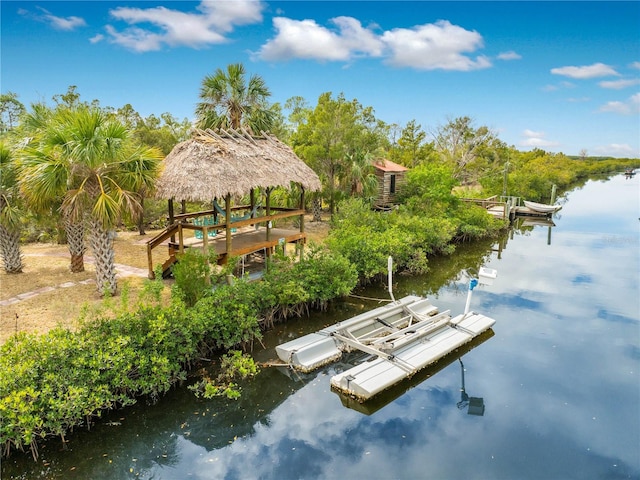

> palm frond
[62,187,90,223]
[91,192,121,228]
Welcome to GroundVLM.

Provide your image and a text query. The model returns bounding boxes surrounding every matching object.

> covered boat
[523,200,562,213]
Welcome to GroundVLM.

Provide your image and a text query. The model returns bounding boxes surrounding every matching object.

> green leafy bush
[1,247,359,460]
[327,198,460,281]
[189,350,259,400]
[171,248,221,307]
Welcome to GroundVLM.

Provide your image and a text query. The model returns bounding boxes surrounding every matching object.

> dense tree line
[2,71,637,281]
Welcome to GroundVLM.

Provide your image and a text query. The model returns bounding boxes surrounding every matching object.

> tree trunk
[65,219,86,273]
[88,219,117,296]
[137,194,146,235]
[312,197,322,222]
[0,224,23,273]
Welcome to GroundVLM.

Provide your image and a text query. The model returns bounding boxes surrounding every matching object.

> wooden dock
[461,195,513,221]
[463,195,557,221]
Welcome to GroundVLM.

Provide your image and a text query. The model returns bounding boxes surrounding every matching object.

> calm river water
[3,174,639,480]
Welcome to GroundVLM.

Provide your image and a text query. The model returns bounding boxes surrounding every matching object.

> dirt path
[0,232,157,343]
[1,253,148,307]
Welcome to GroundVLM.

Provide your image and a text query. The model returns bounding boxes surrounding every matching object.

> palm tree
[340,147,378,200]
[0,141,24,273]
[195,63,275,133]
[18,103,88,272]
[20,106,162,295]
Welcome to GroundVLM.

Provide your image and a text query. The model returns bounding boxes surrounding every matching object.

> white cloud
[104,25,165,53]
[598,93,640,115]
[47,14,86,31]
[258,17,490,71]
[629,61,640,70]
[593,143,637,157]
[89,34,104,44]
[551,62,619,79]
[104,0,264,52]
[19,6,86,31]
[523,129,544,138]
[520,129,559,148]
[333,16,385,57]
[542,81,576,92]
[566,97,590,103]
[381,20,490,70]
[497,51,521,61]
[257,16,383,62]
[195,0,265,33]
[598,78,640,90]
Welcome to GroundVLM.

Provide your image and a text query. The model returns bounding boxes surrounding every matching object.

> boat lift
[275,258,498,402]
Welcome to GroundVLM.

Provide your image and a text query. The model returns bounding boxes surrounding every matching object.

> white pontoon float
[275,258,498,402]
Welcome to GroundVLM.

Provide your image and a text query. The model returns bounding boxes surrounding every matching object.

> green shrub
[190,285,263,352]
[0,239,360,461]
[327,198,458,281]
[171,248,220,307]
[189,350,259,400]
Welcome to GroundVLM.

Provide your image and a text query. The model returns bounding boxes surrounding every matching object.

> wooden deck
[463,195,558,221]
[146,208,307,278]
[461,196,511,221]
[170,226,305,258]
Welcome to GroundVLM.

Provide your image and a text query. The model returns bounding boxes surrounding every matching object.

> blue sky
[2,1,639,158]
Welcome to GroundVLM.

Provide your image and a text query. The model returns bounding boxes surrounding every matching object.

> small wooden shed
[372,159,409,210]
[146,128,321,278]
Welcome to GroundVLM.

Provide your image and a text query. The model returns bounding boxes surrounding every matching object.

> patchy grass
[0,217,331,344]
[0,230,164,344]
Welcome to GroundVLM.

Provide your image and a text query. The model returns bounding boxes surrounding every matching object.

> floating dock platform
[275,295,435,373]
[329,310,494,401]
[275,287,496,401]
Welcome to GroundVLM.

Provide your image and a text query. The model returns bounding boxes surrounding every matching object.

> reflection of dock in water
[520,217,556,227]
[491,213,558,257]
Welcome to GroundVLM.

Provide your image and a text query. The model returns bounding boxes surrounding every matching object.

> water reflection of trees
[391,236,496,299]
[3,367,312,479]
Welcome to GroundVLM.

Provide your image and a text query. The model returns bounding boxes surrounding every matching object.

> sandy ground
[0,217,330,344]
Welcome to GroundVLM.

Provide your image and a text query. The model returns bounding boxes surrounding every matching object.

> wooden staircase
[146,223,181,279]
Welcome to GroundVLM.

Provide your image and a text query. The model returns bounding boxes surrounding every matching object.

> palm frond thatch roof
[155,128,321,202]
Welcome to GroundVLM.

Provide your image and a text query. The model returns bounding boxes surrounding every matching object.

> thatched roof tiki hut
[372,159,409,210]
[146,128,321,278]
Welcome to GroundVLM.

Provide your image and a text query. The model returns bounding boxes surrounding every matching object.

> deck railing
[460,196,515,221]
[146,207,305,278]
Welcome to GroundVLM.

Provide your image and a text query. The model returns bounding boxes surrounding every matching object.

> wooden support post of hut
[299,187,305,261]
[145,128,321,279]
[372,159,409,211]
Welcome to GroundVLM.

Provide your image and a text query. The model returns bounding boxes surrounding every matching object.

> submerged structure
[276,262,498,402]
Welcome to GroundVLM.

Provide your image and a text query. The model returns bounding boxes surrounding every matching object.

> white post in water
[464,267,498,315]
[388,256,396,303]
[464,278,479,315]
